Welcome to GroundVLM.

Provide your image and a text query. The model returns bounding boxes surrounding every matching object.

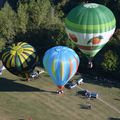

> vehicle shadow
[0,77,56,93]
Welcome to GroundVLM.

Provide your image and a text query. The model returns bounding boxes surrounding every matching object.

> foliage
[109,29,120,45]
[16,0,66,47]
[16,1,28,34]
[65,37,76,49]
[0,0,120,85]
[107,0,120,28]
[0,2,16,42]
[101,50,119,72]
[47,24,76,49]
[0,0,65,49]
[27,0,51,30]
[92,31,120,80]
[51,0,66,18]
[15,0,52,45]
[0,38,6,52]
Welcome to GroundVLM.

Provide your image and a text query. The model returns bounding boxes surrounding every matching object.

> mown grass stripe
[34,92,79,120]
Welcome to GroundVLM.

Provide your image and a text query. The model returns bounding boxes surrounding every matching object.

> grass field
[0,69,120,120]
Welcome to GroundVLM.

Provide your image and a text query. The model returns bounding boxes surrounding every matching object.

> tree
[27,0,51,30]
[0,38,6,52]
[0,2,16,44]
[16,1,28,33]
[107,0,120,28]
[101,50,119,72]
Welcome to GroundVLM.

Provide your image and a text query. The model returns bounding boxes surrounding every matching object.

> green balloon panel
[65,3,116,58]
[2,42,38,77]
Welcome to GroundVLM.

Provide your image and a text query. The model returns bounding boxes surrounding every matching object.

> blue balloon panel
[43,46,80,87]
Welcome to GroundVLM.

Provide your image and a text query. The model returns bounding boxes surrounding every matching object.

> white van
[76,78,83,85]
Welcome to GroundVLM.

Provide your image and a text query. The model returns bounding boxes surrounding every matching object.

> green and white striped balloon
[65,3,116,58]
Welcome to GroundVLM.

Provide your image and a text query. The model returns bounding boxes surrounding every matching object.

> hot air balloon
[43,46,79,94]
[1,42,38,81]
[65,3,116,68]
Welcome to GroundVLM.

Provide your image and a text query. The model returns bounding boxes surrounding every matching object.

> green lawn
[0,70,120,120]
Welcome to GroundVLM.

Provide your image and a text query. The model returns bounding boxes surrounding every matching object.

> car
[85,91,91,98]
[77,89,89,96]
[77,90,84,96]
[77,90,98,99]
[90,92,98,98]
[30,71,39,79]
[85,91,98,99]
[65,82,77,89]
[76,78,83,85]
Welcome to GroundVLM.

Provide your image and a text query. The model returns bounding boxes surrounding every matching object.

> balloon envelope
[1,42,38,77]
[65,3,116,58]
[43,46,79,88]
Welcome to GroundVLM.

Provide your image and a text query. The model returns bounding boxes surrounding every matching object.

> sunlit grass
[0,70,119,120]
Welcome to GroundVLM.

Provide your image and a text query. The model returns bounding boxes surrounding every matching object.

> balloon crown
[10,46,23,55]
[84,3,99,8]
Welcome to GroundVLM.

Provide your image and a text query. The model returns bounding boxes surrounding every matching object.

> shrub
[47,24,76,49]
[101,50,119,72]
[27,0,51,30]
[0,38,6,52]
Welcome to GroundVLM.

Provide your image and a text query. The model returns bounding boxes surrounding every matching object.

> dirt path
[98,97,120,114]
[76,86,120,114]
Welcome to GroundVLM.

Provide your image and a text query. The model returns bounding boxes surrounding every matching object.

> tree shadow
[80,73,120,89]
[108,117,120,120]
[62,0,81,15]
[14,28,55,68]
[114,98,120,101]
[0,77,56,93]
[0,0,18,10]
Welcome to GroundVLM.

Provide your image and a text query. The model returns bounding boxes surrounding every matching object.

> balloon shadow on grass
[0,77,56,93]
[108,117,120,120]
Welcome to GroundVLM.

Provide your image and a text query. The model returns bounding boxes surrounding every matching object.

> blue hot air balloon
[43,46,80,94]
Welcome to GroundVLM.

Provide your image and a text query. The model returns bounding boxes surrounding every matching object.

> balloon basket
[28,117,32,120]
[57,86,64,94]
[88,62,93,68]
[56,90,64,94]
[88,58,93,69]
